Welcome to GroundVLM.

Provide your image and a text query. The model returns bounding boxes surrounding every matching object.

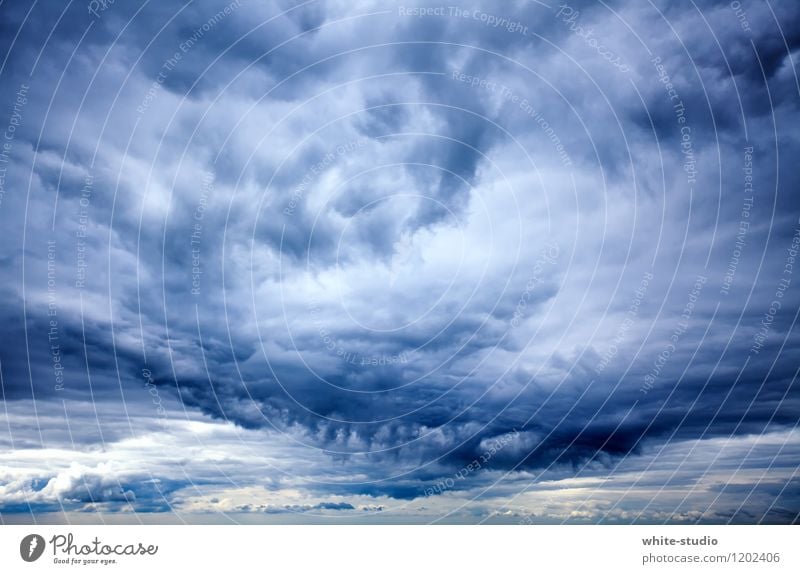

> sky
[0,0,798,524]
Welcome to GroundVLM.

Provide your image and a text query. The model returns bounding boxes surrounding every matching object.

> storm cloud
[0,0,798,524]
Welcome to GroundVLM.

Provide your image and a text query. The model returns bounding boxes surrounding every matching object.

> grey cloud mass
[0,0,798,524]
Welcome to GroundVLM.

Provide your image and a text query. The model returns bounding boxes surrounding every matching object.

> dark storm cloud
[0,0,798,522]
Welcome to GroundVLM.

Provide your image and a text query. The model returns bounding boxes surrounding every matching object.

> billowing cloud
[0,0,798,523]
